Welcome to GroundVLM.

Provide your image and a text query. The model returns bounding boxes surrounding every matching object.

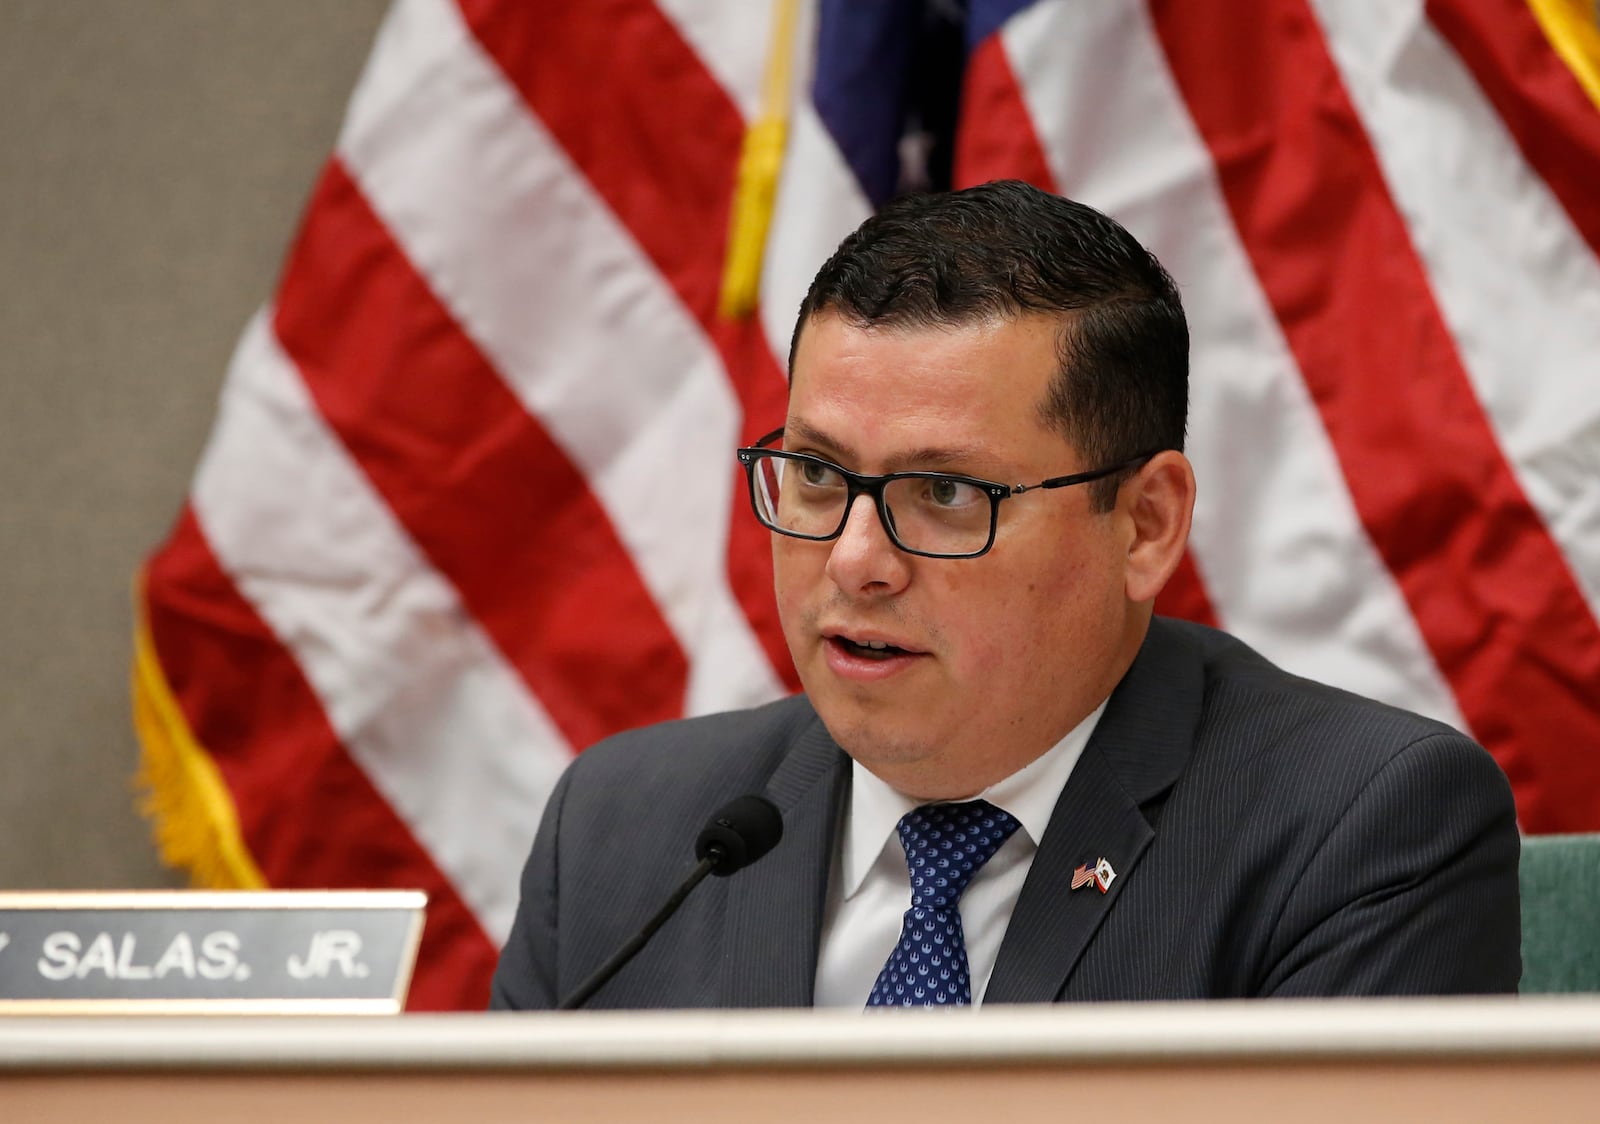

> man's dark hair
[792,180,1188,510]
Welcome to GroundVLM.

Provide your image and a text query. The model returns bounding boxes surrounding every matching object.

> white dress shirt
[812,700,1107,1008]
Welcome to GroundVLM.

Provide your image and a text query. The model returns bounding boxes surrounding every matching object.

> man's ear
[1120,451,1196,604]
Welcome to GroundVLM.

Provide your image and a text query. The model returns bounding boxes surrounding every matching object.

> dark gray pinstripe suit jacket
[490,618,1521,1008]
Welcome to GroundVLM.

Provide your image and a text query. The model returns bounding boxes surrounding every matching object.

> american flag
[133,0,1600,1009]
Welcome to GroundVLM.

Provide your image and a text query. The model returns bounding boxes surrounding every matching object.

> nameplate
[0,891,425,1014]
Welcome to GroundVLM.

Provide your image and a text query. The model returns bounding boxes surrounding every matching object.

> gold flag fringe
[1529,0,1600,112]
[131,568,266,890]
[718,0,801,321]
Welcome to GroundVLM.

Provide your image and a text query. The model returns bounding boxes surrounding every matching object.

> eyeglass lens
[753,455,992,556]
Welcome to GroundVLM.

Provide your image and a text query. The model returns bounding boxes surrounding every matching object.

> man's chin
[812,706,944,776]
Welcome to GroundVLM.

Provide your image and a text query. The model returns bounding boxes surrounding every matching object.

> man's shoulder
[1115,621,1519,998]
[1153,617,1504,803]
[566,693,823,792]
[1161,615,1464,741]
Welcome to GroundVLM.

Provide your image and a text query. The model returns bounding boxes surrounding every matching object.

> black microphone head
[695,795,783,876]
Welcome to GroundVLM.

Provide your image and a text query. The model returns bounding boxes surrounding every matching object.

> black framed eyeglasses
[736,428,1158,559]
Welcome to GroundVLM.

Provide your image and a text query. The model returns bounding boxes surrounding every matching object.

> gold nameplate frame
[0,890,425,1015]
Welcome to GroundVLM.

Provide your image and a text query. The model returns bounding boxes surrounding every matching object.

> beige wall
[0,1,390,888]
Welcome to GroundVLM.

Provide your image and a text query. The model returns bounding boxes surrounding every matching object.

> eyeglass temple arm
[1017,450,1163,494]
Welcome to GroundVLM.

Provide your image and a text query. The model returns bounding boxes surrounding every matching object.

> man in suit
[490,181,1520,1009]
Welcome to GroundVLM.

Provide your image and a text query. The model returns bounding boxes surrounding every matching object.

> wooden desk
[3,997,1598,1121]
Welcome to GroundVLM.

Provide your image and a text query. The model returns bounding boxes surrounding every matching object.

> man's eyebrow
[784,419,994,474]
[782,418,851,459]
[883,444,995,473]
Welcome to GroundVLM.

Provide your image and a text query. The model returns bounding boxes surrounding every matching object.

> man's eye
[798,460,843,487]
[926,478,983,507]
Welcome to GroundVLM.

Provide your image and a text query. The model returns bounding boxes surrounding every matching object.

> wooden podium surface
[4,997,1600,1121]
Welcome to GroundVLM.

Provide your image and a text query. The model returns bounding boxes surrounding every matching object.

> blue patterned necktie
[866,799,1021,1007]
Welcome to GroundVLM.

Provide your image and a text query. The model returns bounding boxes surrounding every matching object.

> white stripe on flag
[338,0,785,715]
[656,0,777,122]
[1003,0,1466,725]
[192,310,570,942]
[760,104,876,366]
[1309,0,1600,616]
[752,0,874,368]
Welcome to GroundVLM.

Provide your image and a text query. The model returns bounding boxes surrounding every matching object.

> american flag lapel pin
[1073,857,1117,894]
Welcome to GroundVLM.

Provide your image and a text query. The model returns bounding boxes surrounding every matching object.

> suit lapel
[986,619,1203,1004]
[718,710,848,1007]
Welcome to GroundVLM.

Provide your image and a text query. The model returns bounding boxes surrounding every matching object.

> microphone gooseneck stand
[555,793,783,1011]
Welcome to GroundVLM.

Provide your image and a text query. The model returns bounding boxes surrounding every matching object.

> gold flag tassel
[718,0,802,321]
[131,568,266,890]
[1528,0,1600,111]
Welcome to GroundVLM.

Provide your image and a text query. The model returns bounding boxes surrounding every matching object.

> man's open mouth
[834,636,912,660]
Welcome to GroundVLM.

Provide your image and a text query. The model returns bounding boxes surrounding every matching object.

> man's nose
[824,493,912,596]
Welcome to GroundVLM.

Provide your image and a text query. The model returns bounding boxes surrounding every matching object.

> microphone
[556,794,783,1010]
[694,794,785,874]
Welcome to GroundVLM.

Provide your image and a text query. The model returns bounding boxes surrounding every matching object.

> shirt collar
[838,699,1108,901]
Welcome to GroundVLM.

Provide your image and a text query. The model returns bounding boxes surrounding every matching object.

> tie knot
[896,799,1020,912]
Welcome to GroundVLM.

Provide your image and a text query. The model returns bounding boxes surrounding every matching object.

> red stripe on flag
[953,34,1058,190]
[456,0,800,692]
[1150,0,1600,832]
[1428,0,1600,260]
[1153,553,1222,627]
[144,507,496,1010]
[955,31,1222,630]
[273,160,690,752]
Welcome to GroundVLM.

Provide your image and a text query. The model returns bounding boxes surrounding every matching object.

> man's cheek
[772,586,821,676]
[953,618,1010,683]
[771,551,805,623]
